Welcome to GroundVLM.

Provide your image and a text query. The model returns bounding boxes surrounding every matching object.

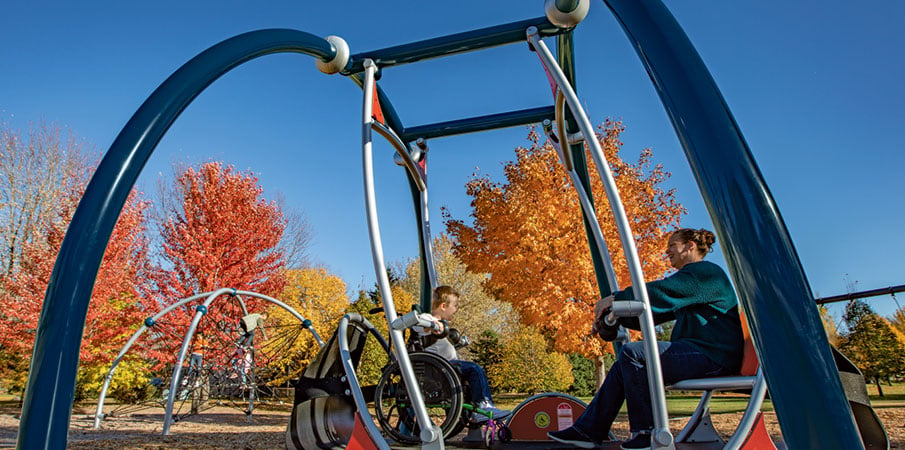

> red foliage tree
[153,162,287,325]
[0,185,154,393]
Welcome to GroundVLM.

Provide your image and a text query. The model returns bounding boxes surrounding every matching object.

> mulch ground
[0,403,901,449]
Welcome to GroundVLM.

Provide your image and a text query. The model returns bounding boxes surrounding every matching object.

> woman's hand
[591,295,615,334]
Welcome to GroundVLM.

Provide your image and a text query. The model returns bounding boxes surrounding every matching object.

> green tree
[488,325,573,394]
[837,300,905,396]
[567,353,596,397]
[345,273,415,386]
[470,330,504,382]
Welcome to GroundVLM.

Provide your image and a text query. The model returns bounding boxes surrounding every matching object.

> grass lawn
[496,382,905,416]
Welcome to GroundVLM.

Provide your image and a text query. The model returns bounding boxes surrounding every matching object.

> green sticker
[534,411,551,428]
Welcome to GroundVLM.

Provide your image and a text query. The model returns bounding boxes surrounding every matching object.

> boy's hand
[421,313,445,334]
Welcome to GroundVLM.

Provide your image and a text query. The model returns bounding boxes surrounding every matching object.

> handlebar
[391,310,443,332]
[603,300,647,325]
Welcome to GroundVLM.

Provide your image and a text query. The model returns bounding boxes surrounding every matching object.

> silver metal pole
[724,369,768,450]
[94,291,219,429]
[337,315,392,450]
[543,119,619,292]
[529,28,674,450]
[361,58,442,448]
[162,287,236,435]
[419,187,439,289]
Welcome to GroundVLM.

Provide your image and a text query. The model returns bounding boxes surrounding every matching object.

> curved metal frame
[361,59,443,448]
[601,1,860,447]
[92,288,324,433]
[18,1,863,448]
[337,314,392,450]
[529,28,673,448]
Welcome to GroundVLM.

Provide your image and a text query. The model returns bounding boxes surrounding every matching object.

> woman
[549,228,744,450]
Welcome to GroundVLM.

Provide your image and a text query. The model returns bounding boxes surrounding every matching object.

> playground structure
[15,0,888,449]
[91,288,324,435]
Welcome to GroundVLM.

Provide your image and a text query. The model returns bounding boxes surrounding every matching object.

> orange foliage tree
[445,120,684,358]
[153,162,288,346]
[0,185,154,395]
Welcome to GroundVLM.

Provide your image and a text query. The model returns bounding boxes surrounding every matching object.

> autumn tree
[0,183,154,396]
[398,234,519,360]
[818,305,840,346]
[889,307,905,337]
[446,120,684,358]
[837,300,905,396]
[153,162,289,326]
[264,267,348,385]
[488,325,573,394]
[0,119,91,276]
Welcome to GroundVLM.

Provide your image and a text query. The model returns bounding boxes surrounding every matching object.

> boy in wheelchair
[417,285,511,423]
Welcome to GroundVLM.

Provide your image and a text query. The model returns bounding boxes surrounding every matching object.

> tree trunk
[874,376,884,397]
[596,355,607,389]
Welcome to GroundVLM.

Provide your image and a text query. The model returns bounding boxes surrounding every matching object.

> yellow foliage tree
[264,267,348,385]
[446,121,684,358]
[346,279,416,386]
[488,325,573,394]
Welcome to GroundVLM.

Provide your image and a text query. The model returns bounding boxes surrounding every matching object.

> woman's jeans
[572,340,731,439]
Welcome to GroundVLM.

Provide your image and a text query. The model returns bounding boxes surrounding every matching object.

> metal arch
[231,289,326,347]
[371,121,427,193]
[93,288,324,430]
[529,29,674,449]
[17,29,337,448]
[542,121,619,294]
[601,0,862,447]
[337,314,392,450]
[162,289,237,435]
[360,59,443,448]
[92,290,247,429]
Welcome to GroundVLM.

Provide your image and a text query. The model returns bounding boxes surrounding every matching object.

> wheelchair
[373,321,512,446]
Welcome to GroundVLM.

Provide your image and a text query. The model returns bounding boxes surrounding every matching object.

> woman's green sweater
[615,261,744,371]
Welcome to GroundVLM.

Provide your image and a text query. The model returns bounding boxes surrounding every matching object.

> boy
[423,285,510,421]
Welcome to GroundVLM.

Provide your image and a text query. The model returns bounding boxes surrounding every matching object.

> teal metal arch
[602,1,861,448]
[16,29,336,449]
[18,1,864,449]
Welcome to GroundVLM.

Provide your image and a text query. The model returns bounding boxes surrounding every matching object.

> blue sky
[3,1,903,322]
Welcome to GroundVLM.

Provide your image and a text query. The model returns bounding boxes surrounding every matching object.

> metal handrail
[528,28,674,450]
[361,58,443,448]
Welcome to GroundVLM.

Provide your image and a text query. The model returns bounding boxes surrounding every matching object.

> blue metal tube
[17,29,335,449]
[344,16,566,75]
[401,106,554,142]
[601,0,863,447]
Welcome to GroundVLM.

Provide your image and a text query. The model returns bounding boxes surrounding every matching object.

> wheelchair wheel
[375,352,464,444]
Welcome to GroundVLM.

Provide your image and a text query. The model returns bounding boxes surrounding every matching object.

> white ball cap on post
[544,0,590,28]
[315,35,350,74]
